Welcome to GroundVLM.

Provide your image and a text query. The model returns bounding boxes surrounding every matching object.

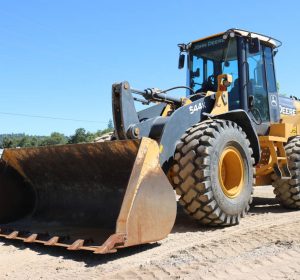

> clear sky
[0,0,299,135]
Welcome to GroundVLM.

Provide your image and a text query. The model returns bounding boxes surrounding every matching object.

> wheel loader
[0,28,299,254]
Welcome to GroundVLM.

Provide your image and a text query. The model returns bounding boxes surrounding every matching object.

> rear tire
[170,119,255,226]
[272,136,300,209]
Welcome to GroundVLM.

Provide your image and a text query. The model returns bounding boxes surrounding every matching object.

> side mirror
[248,95,255,109]
[178,54,185,69]
[249,37,260,54]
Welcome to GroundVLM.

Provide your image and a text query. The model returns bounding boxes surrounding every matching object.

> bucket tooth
[94,233,126,254]
[67,239,85,250]
[24,234,38,243]
[45,236,59,246]
[6,231,19,239]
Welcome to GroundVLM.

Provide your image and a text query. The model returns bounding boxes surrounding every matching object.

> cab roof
[191,28,282,48]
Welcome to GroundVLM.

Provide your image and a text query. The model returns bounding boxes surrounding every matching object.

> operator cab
[179,29,281,135]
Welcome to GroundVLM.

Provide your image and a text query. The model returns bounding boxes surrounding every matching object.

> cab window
[246,45,270,122]
[264,47,277,93]
[190,36,240,110]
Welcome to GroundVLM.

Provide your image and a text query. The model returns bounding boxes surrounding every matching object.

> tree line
[0,120,113,149]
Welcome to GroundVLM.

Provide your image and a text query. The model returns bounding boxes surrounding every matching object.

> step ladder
[257,136,291,179]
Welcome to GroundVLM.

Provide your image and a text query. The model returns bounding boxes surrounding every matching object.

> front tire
[170,119,255,226]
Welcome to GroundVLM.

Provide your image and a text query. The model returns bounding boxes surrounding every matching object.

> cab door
[246,42,279,135]
[264,46,280,123]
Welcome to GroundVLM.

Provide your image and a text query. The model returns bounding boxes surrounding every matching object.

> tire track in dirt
[107,218,300,279]
[99,186,300,279]
[97,209,300,275]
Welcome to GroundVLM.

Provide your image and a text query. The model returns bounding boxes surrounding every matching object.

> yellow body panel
[281,113,300,138]
[208,74,232,115]
[255,97,300,185]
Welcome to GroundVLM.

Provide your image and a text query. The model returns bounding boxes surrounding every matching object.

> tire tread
[170,119,254,226]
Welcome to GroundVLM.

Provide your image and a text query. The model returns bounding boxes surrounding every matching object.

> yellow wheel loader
[0,28,299,254]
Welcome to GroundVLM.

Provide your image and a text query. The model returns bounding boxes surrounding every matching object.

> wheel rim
[218,146,245,198]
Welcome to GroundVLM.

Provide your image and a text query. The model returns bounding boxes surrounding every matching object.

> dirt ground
[0,185,299,280]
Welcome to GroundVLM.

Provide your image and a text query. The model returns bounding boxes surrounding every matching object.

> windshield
[189,36,240,109]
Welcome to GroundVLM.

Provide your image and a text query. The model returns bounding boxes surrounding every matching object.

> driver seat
[228,78,240,110]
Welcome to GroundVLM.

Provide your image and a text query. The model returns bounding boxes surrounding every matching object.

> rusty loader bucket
[0,138,176,253]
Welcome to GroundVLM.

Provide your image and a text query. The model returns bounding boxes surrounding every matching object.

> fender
[212,110,261,164]
[158,96,215,171]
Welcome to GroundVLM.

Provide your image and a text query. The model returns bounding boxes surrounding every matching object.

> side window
[206,60,214,77]
[222,59,240,110]
[264,47,277,93]
[191,56,203,92]
[247,45,270,122]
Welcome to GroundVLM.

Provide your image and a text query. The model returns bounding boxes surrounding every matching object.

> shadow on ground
[250,196,294,214]
[0,238,159,267]
[0,195,293,266]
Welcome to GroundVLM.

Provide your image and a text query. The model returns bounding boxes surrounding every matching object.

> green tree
[0,128,113,148]
[18,135,32,147]
[40,132,68,146]
[2,137,14,148]
[69,128,88,144]
[108,119,113,130]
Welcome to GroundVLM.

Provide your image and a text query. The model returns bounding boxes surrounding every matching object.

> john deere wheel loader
[0,29,299,254]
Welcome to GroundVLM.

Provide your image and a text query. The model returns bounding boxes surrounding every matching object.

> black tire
[272,136,300,209]
[170,119,255,226]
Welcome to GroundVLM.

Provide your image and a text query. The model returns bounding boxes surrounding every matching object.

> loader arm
[112,80,260,172]
[112,81,185,140]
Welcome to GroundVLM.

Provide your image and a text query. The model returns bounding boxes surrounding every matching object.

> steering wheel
[193,75,217,95]
[207,74,216,84]
[208,74,216,84]
[191,79,202,87]
[207,74,218,91]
